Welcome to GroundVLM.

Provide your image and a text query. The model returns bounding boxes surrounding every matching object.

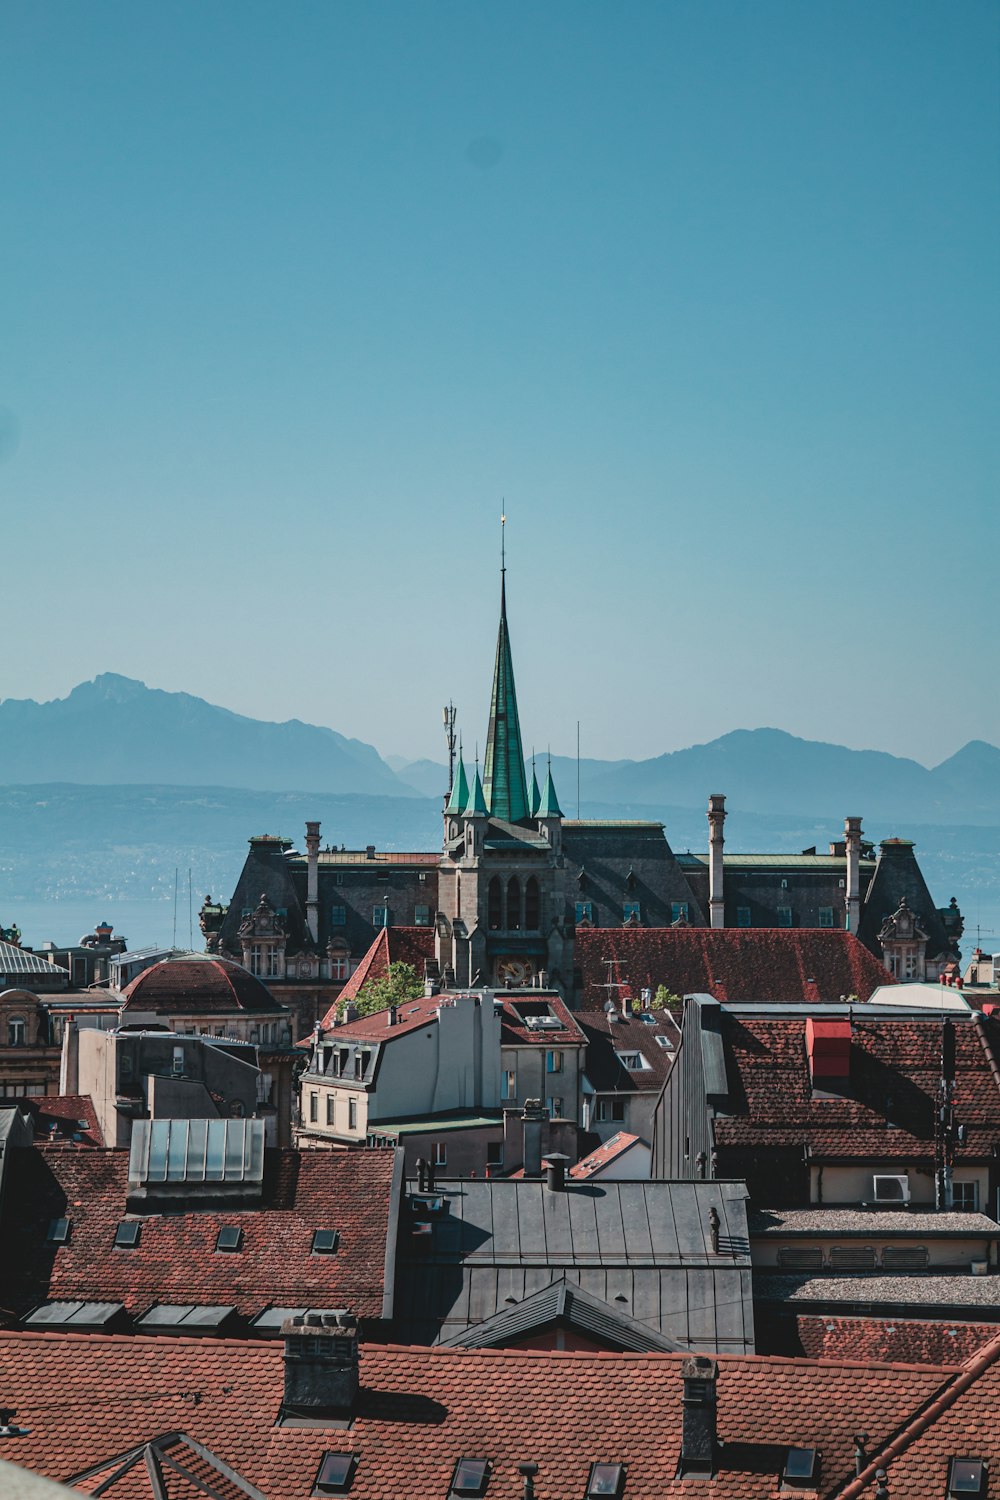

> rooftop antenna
[501,505,506,575]
[443,701,457,795]
[577,719,581,820]
[188,867,193,951]
[172,868,178,950]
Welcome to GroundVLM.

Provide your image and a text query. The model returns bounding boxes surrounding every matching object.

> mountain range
[3,674,1000,826]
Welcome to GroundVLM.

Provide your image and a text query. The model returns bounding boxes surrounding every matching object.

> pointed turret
[529,760,541,819]
[446,752,469,816]
[537,762,562,818]
[466,763,488,816]
[482,572,530,823]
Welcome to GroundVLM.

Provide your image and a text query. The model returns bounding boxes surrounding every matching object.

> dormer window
[450,1458,489,1496]
[586,1464,625,1497]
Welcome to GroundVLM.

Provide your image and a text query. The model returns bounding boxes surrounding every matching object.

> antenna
[443,702,457,795]
[172,868,178,949]
[500,506,506,574]
[577,719,581,820]
[188,867,193,950]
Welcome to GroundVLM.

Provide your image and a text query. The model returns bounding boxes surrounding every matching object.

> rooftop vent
[312,1229,340,1255]
[114,1220,141,1249]
[216,1225,243,1252]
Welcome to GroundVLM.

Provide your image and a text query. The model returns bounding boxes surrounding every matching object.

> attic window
[781,1448,819,1489]
[312,1229,340,1254]
[450,1458,489,1496]
[948,1459,986,1496]
[114,1221,141,1249]
[46,1217,70,1246]
[215,1225,243,1252]
[586,1464,625,1497]
[312,1452,356,1494]
[654,1035,674,1050]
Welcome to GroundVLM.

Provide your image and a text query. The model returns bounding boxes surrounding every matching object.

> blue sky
[2,1,997,767]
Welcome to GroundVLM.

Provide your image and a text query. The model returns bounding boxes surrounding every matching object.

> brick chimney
[678,1355,718,1477]
[281,1311,359,1419]
[844,817,862,934]
[305,822,321,944]
[708,795,726,929]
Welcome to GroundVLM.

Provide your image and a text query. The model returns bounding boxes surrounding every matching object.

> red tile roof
[787,1315,1000,1367]
[0,1332,967,1500]
[713,1011,1000,1161]
[121,957,283,1016]
[318,927,436,1030]
[570,1132,642,1179]
[576,1008,680,1091]
[0,1144,397,1322]
[575,928,894,1006]
[0,1094,103,1147]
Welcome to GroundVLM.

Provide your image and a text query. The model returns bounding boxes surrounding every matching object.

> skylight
[312,1229,340,1254]
[948,1459,986,1496]
[450,1458,489,1497]
[114,1221,141,1248]
[216,1225,243,1252]
[586,1464,625,1498]
[46,1217,70,1246]
[782,1448,819,1488]
[128,1118,265,1187]
[312,1452,356,1495]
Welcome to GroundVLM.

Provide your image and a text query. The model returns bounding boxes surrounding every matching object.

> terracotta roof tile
[496,992,586,1047]
[570,1131,641,1178]
[576,928,893,1006]
[783,1314,999,1366]
[0,1094,103,1147]
[0,1333,963,1500]
[317,927,435,1030]
[121,958,283,1016]
[0,1144,396,1321]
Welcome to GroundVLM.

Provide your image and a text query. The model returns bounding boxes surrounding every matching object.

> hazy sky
[2,1,997,768]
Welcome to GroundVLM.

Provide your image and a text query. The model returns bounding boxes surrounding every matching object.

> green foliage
[350,961,424,1019]
[651,984,683,1014]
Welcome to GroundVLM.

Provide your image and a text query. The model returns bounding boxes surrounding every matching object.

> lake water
[4,897,205,952]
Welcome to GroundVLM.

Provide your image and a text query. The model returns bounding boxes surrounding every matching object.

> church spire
[482,515,530,823]
[446,745,469,816]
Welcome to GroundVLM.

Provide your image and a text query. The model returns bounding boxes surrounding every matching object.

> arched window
[524,877,540,931]
[488,877,502,931]
[507,877,521,932]
[7,1016,26,1047]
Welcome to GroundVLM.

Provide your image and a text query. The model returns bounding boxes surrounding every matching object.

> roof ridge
[834,1327,1000,1497]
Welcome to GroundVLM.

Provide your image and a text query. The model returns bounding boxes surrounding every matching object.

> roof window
[450,1458,489,1496]
[781,1448,819,1489]
[586,1464,625,1497]
[312,1229,340,1254]
[215,1225,243,1252]
[948,1459,986,1496]
[46,1217,70,1247]
[654,1035,674,1050]
[114,1221,141,1249]
[312,1452,356,1495]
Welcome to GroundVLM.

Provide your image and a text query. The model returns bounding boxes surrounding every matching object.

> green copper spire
[482,566,530,823]
[537,759,563,819]
[446,750,469,815]
[529,757,541,819]
[465,761,488,816]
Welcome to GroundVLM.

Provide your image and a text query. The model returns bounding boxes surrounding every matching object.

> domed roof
[120,956,281,1015]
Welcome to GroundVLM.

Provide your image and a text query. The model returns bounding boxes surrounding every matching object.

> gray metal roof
[394,1178,754,1355]
[0,941,69,976]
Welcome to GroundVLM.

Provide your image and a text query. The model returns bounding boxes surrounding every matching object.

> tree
[651,984,683,1015]
[348,961,424,1019]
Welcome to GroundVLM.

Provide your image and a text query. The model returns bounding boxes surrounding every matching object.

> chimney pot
[545,1153,569,1192]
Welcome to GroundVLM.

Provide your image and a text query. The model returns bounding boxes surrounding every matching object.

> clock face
[496,956,535,986]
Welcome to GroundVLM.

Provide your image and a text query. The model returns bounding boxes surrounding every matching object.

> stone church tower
[436,567,572,995]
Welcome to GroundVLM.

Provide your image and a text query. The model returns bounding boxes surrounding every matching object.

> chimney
[708,795,726,929]
[522,1098,545,1177]
[305,822,321,944]
[281,1311,359,1419]
[545,1153,569,1192]
[388,1005,397,1028]
[844,817,862,934]
[678,1355,718,1477]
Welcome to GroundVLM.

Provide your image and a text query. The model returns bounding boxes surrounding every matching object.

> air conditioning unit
[873,1174,910,1204]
